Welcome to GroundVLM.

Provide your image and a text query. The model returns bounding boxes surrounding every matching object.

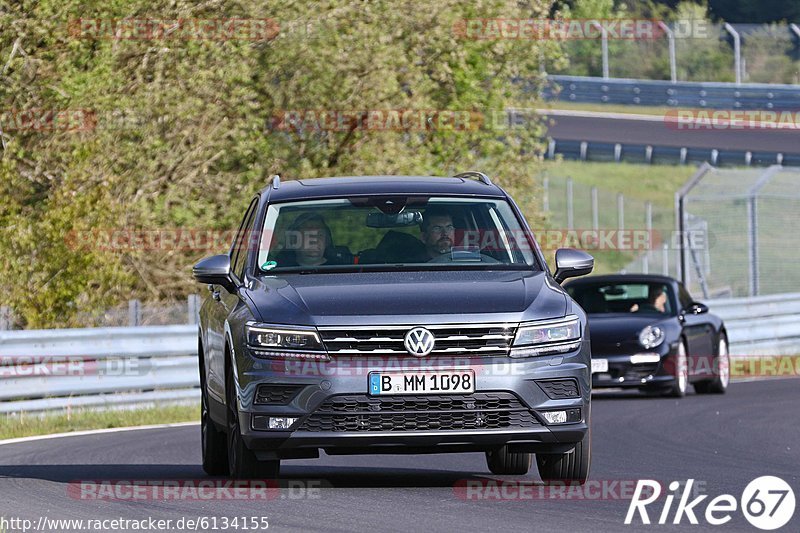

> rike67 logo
[626,477,795,530]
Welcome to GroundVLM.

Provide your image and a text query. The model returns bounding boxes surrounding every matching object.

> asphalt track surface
[543,110,800,153]
[0,379,798,532]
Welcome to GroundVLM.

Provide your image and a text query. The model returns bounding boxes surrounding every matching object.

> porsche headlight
[510,316,582,358]
[639,325,665,349]
[245,323,329,360]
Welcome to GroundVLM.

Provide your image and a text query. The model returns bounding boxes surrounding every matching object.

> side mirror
[683,302,709,316]
[553,248,594,284]
[193,254,237,294]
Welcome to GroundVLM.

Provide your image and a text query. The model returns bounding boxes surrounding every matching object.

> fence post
[128,299,141,327]
[187,294,201,325]
[591,22,609,79]
[645,201,653,251]
[662,243,669,276]
[591,186,599,231]
[566,177,574,230]
[0,306,11,330]
[543,176,549,213]
[658,21,677,83]
[617,193,625,249]
[724,23,742,85]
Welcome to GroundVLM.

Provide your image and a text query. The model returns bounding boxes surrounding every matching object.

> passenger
[278,213,335,267]
[419,206,455,260]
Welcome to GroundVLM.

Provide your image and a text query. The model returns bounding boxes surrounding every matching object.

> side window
[230,199,258,281]
[678,284,693,310]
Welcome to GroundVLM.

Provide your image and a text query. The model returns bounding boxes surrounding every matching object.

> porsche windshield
[256,197,539,273]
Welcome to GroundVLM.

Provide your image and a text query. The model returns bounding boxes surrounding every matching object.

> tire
[200,340,228,476]
[485,447,531,475]
[226,364,280,479]
[536,424,591,485]
[667,339,689,398]
[694,332,730,395]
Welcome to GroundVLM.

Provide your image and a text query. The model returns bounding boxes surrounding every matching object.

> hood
[587,314,672,354]
[246,270,567,326]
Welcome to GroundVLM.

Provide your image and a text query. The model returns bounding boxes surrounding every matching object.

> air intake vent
[536,379,580,399]
[254,384,304,405]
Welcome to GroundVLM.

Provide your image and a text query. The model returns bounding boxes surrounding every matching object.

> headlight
[510,316,582,358]
[245,323,329,360]
[639,326,665,349]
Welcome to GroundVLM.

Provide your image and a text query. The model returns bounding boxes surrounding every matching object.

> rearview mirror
[366,210,423,228]
[553,248,594,284]
[193,254,236,294]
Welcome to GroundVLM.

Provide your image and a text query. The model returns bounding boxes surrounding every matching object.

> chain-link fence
[547,22,800,84]
[539,173,677,277]
[677,164,800,298]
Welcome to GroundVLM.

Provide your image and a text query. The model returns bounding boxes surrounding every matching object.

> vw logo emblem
[404,327,435,357]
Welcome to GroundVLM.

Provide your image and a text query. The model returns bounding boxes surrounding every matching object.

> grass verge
[0,403,199,440]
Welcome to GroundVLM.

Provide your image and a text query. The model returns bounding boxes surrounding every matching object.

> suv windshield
[256,197,538,273]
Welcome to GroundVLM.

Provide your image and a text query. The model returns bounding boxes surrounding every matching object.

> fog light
[268,417,298,429]
[542,411,567,424]
[541,408,581,425]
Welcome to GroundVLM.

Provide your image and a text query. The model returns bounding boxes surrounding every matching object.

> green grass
[541,101,675,116]
[0,404,199,440]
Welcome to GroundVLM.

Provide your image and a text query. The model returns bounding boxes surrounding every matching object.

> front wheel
[667,340,689,398]
[536,425,591,485]
[695,333,730,395]
[226,366,280,479]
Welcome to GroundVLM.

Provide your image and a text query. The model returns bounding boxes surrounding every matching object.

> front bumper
[591,344,677,388]
[234,345,591,459]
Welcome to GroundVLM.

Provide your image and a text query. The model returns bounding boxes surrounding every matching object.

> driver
[420,207,455,260]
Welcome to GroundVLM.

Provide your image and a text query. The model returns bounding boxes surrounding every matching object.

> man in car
[420,207,456,260]
[630,285,668,314]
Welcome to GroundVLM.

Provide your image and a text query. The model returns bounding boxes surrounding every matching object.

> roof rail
[270,174,281,189]
[454,171,493,186]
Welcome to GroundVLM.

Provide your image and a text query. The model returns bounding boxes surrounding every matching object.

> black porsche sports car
[564,274,729,397]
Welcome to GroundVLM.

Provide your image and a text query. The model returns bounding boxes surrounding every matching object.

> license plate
[369,370,475,395]
[591,359,609,373]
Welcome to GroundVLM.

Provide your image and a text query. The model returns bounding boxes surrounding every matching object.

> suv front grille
[298,392,540,432]
[318,323,517,357]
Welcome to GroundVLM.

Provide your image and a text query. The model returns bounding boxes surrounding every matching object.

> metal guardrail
[544,75,800,110]
[0,325,198,414]
[546,139,800,167]
[1,297,797,414]
[703,292,800,356]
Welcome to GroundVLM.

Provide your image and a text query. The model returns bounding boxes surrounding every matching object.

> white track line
[0,421,199,447]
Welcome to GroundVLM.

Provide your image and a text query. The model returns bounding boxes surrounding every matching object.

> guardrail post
[128,299,141,327]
